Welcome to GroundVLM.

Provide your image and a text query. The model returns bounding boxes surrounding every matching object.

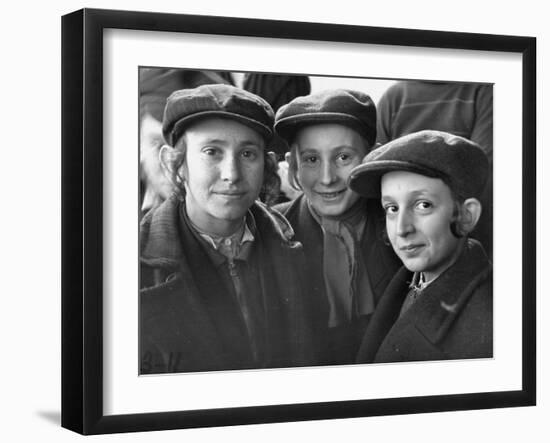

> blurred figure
[274,89,401,364]
[376,80,493,256]
[140,112,171,212]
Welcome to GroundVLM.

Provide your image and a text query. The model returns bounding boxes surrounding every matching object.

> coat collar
[389,239,492,344]
[276,194,400,299]
[140,194,297,270]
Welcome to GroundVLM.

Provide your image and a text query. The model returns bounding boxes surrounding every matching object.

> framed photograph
[62,8,536,435]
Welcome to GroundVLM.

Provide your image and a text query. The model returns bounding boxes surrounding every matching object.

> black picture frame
[61,8,536,435]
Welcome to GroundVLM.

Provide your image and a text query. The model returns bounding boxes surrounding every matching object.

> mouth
[399,244,425,255]
[315,189,346,200]
[214,190,246,199]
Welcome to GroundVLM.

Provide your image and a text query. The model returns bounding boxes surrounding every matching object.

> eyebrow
[298,148,319,155]
[200,138,227,145]
[299,144,362,154]
[381,189,436,201]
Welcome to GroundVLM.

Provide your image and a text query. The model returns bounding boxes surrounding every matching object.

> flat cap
[162,84,275,147]
[274,89,376,147]
[348,130,489,199]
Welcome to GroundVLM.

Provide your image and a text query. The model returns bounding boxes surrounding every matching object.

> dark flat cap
[162,84,274,146]
[348,130,489,199]
[274,89,376,147]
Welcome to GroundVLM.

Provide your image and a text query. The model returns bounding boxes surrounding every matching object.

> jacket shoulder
[273,195,303,219]
[273,200,293,215]
[442,269,493,358]
[252,201,297,243]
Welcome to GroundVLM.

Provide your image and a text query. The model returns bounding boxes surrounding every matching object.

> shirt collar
[198,222,255,253]
[409,272,433,291]
[182,206,256,265]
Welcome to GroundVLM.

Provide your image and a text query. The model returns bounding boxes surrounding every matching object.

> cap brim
[275,112,373,145]
[348,160,440,198]
[167,111,273,146]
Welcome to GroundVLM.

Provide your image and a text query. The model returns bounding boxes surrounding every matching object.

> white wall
[0,0,546,441]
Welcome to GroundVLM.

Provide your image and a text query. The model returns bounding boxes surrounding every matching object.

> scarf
[308,199,375,327]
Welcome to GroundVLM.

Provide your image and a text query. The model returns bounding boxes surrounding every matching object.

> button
[224,238,232,246]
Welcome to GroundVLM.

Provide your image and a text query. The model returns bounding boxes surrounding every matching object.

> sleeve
[471,85,493,163]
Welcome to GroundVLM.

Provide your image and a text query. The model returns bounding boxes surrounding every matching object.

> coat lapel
[403,240,491,345]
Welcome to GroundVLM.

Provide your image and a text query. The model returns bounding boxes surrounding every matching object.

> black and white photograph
[138,68,494,375]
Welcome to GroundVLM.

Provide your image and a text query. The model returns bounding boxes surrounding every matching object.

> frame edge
[61,8,85,435]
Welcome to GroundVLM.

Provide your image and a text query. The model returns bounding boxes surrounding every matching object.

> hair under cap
[274,89,377,147]
[347,130,489,199]
[162,84,275,147]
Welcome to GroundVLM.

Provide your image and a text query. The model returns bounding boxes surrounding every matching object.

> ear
[160,144,187,186]
[284,151,292,164]
[286,143,302,190]
[286,142,300,172]
[159,144,174,174]
[460,198,482,233]
[157,145,172,177]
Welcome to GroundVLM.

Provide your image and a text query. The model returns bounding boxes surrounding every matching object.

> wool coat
[140,195,315,374]
[275,195,401,364]
[356,239,493,363]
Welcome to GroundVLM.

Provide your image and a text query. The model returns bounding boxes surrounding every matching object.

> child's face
[294,123,367,218]
[179,117,265,236]
[381,170,462,282]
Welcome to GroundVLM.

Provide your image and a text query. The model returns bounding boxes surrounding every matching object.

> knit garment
[308,200,375,327]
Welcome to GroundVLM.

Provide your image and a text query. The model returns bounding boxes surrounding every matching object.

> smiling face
[178,117,265,236]
[381,170,463,282]
[293,123,368,218]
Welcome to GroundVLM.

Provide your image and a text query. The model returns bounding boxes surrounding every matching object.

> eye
[301,154,319,165]
[383,204,398,216]
[415,200,433,211]
[335,152,353,165]
[202,146,219,156]
[241,149,259,160]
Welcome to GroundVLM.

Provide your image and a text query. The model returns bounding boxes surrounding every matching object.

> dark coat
[274,195,401,364]
[140,195,314,374]
[356,239,493,363]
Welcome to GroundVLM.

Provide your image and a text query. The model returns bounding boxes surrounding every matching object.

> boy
[348,130,492,363]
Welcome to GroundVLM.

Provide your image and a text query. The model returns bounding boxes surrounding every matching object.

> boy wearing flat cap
[274,89,401,365]
[139,84,313,374]
[348,130,492,363]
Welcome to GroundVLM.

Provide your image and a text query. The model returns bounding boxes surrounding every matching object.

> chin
[400,257,427,274]
[315,206,341,217]
[222,210,249,222]
[209,206,247,222]
[312,200,350,218]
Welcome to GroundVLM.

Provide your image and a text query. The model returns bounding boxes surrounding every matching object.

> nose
[220,154,241,183]
[396,210,415,237]
[319,160,337,186]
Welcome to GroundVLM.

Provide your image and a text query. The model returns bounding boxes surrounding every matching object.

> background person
[273,89,401,364]
[348,130,493,363]
[139,84,313,374]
